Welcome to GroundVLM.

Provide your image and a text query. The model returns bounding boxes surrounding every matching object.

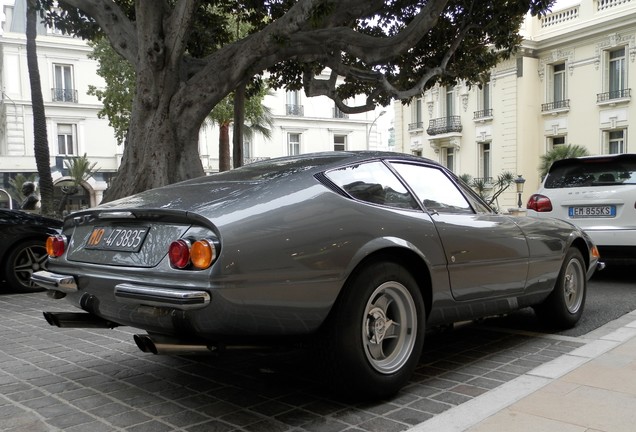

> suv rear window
[545,156,636,188]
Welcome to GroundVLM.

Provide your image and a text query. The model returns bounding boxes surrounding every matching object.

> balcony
[427,116,462,136]
[286,104,304,116]
[597,89,631,104]
[333,108,348,119]
[473,109,493,121]
[541,99,570,112]
[408,121,424,131]
[52,88,78,103]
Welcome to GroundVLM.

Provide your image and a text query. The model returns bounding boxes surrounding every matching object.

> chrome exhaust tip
[133,334,217,355]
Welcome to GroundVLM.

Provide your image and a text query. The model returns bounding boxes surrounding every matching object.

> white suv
[527,154,636,265]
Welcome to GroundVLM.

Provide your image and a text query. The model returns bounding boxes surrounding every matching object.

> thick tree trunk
[102,103,205,202]
[26,0,55,216]
[233,84,246,169]
[219,123,231,172]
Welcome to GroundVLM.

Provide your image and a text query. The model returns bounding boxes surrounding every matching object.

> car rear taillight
[168,239,191,268]
[168,238,218,270]
[46,235,67,258]
[527,194,553,212]
[190,239,217,269]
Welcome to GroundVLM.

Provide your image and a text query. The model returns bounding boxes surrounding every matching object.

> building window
[552,63,567,105]
[52,64,77,102]
[243,140,251,160]
[607,130,625,154]
[445,87,455,117]
[286,91,303,116]
[609,48,626,94]
[443,147,455,172]
[333,105,348,119]
[409,98,423,130]
[550,136,566,149]
[474,82,492,119]
[479,142,491,181]
[288,133,300,155]
[334,135,346,151]
[57,124,77,155]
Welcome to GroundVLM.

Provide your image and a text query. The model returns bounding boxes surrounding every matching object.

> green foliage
[64,153,99,186]
[45,0,555,111]
[539,145,590,178]
[87,37,135,145]
[462,171,515,209]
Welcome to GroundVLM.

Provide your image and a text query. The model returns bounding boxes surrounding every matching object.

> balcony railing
[427,116,462,135]
[473,109,493,120]
[597,89,631,103]
[333,108,349,119]
[52,88,78,103]
[541,99,570,112]
[408,121,424,130]
[286,104,304,116]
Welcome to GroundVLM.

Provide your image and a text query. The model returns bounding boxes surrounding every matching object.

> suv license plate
[85,226,150,252]
[568,206,616,218]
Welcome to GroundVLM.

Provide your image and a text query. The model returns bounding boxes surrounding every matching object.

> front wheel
[320,261,425,399]
[534,248,586,328]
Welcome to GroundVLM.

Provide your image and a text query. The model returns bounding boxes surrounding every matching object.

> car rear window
[545,157,636,188]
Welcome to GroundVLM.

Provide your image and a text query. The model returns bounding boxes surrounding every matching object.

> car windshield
[545,157,636,188]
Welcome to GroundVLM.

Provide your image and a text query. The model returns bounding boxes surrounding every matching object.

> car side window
[325,162,419,210]
[390,162,473,214]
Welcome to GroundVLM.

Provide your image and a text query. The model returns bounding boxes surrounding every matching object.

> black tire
[534,248,586,328]
[4,239,48,293]
[319,261,425,400]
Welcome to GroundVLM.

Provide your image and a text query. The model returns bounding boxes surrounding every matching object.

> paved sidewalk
[409,310,636,432]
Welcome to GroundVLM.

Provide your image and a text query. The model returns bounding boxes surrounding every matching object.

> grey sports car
[33,151,602,399]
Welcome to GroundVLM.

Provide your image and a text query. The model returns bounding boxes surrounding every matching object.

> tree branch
[59,0,138,65]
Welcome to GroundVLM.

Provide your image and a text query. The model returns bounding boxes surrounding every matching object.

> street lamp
[514,175,526,209]
[366,110,387,150]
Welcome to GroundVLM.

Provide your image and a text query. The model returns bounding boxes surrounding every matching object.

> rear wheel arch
[340,247,433,320]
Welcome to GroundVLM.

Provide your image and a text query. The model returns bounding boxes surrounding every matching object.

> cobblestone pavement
[0,293,584,432]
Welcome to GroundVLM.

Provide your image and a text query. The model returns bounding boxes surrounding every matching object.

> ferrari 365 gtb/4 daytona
[33,152,602,399]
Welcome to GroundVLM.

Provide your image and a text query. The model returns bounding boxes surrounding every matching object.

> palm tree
[539,145,590,178]
[206,88,274,171]
[26,0,55,215]
[57,154,99,215]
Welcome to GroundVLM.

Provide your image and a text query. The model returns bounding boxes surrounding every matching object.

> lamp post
[514,175,526,209]
[366,110,387,150]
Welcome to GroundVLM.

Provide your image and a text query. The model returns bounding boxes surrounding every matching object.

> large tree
[44,0,554,202]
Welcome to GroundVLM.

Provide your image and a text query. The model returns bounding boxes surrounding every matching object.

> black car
[0,209,62,292]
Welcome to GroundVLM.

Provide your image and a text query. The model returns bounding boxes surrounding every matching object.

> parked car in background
[527,153,636,265]
[0,209,62,292]
[33,152,602,399]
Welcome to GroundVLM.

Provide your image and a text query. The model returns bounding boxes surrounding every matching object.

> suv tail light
[527,194,553,212]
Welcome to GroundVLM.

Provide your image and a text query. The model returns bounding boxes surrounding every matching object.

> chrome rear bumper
[32,271,211,311]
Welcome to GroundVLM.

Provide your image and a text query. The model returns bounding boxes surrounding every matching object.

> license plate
[568,206,616,218]
[85,226,150,252]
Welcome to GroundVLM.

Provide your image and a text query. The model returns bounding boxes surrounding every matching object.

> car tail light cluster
[168,238,218,270]
[46,235,67,258]
[526,194,553,212]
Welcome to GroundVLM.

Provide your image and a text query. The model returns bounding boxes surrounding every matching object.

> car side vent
[314,173,349,198]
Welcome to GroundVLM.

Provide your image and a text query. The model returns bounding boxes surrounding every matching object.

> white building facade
[394,0,636,209]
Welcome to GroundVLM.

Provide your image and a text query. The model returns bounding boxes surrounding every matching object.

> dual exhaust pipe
[43,311,217,355]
